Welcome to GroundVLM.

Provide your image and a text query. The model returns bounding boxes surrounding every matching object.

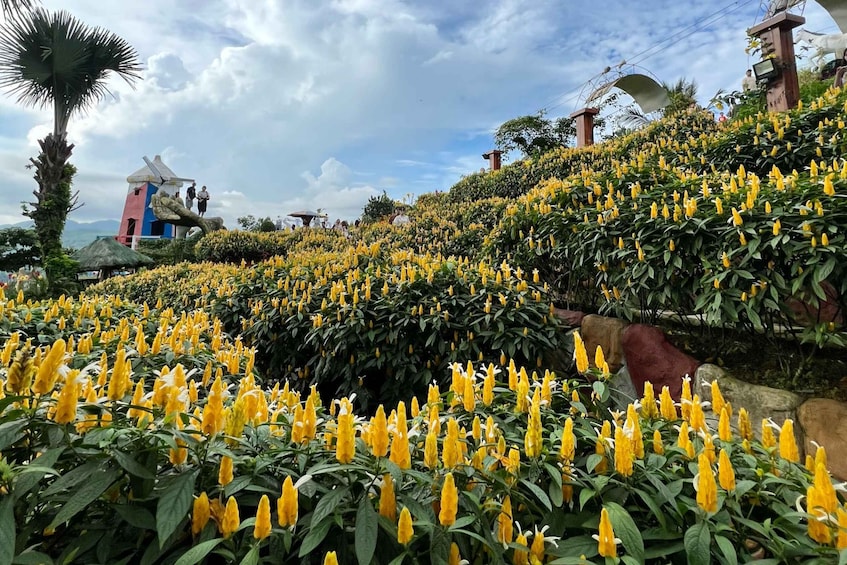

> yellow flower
[593,507,620,557]
[718,407,732,442]
[530,526,546,563]
[614,425,633,477]
[323,551,338,565]
[677,422,694,459]
[659,386,677,420]
[254,494,272,540]
[370,405,389,457]
[398,507,414,545]
[718,449,735,491]
[772,219,781,236]
[738,408,752,441]
[53,371,80,425]
[721,252,730,268]
[837,507,847,550]
[443,417,461,468]
[778,419,799,462]
[559,417,575,462]
[278,475,299,528]
[761,419,776,449]
[219,456,234,487]
[221,496,240,538]
[449,542,462,565]
[192,492,210,536]
[595,421,611,473]
[389,401,411,469]
[641,382,658,419]
[438,472,458,526]
[514,533,529,565]
[335,397,356,464]
[379,474,396,521]
[424,429,439,469]
[680,378,692,421]
[497,496,514,546]
[731,207,743,226]
[696,453,718,513]
[524,388,543,459]
[652,429,664,454]
[573,331,589,373]
[32,339,66,395]
[483,364,495,406]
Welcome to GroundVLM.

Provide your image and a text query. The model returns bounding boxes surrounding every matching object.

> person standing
[197,185,210,217]
[185,182,196,210]
[742,69,756,92]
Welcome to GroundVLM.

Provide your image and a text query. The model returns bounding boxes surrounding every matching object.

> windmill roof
[72,237,154,271]
[126,155,180,184]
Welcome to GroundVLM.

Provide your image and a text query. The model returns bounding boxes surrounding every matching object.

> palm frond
[0,0,37,18]
[0,8,142,134]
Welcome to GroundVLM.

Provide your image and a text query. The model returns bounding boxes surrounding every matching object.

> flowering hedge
[1,290,845,564]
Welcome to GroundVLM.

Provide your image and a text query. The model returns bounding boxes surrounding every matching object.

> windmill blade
[168,176,195,183]
[143,156,167,184]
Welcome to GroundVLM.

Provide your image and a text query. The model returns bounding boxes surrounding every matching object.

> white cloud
[0,0,840,240]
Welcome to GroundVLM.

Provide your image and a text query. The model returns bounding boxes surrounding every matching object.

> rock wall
[554,311,847,480]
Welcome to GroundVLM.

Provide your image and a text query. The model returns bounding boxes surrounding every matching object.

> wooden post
[569,107,600,147]
[748,12,805,112]
[482,150,502,171]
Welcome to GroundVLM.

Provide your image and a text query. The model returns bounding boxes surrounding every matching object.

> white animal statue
[795,29,847,70]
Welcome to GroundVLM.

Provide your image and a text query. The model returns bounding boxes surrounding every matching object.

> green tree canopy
[0,227,39,272]
[493,112,576,159]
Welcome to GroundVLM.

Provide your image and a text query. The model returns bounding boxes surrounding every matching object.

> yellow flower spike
[462,370,475,412]
[443,417,461,468]
[370,405,389,458]
[497,495,514,546]
[53,370,80,425]
[323,551,338,565]
[397,507,414,545]
[32,338,66,395]
[721,252,730,269]
[530,527,546,562]
[689,394,707,433]
[278,476,299,528]
[424,429,439,469]
[594,508,619,558]
[212,448,236,484]
[731,207,743,226]
[761,419,776,449]
[778,419,799,462]
[389,401,411,469]
[253,494,272,540]
[680,378,692,421]
[821,233,829,246]
[659,386,677,420]
[652,429,664,454]
[573,331,589,373]
[738,408,752,441]
[677,422,694,459]
[560,417,575,462]
[514,533,529,565]
[696,453,718,514]
[438,473,458,526]
[837,507,847,550]
[718,449,736,491]
[483,364,495,406]
[336,397,357,464]
[614,425,634,477]
[379,474,396,521]
[641,381,659,419]
[448,542,462,565]
[718,406,732,442]
[595,421,611,473]
[191,492,210,536]
[221,496,240,538]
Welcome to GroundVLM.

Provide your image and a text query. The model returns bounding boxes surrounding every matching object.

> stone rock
[798,398,847,481]
[552,308,586,327]
[696,364,804,448]
[621,324,700,399]
[580,315,628,373]
[608,365,638,411]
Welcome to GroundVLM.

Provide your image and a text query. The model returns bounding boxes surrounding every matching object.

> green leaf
[42,460,100,497]
[46,466,120,532]
[355,497,378,565]
[12,447,64,500]
[0,495,15,565]
[605,502,644,562]
[113,504,156,530]
[112,450,155,480]
[311,486,348,526]
[449,515,478,531]
[239,546,259,565]
[519,479,552,512]
[12,551,54,565]
[429,525,450,565]
[0,420,27,451]
[684,522,711,565]
[156,470,198,548]
[299,516,333,557]
[172,539,224,565]
[715,535,737,565]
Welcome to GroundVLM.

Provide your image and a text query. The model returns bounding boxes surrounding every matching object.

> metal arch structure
[580,65,671,115]
[815,0,847,32]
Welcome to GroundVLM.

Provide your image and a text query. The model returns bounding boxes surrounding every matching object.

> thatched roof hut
[72,236,153,280]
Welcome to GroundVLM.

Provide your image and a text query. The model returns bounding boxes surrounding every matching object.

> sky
[0,0,841,229]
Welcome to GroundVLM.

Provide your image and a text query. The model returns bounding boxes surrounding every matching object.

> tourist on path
[197,186,210,217]
[185,182,196,210]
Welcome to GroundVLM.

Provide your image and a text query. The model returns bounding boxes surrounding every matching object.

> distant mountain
[0,219,121,250]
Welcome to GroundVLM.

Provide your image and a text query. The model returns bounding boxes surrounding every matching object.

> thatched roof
[72,237,154,271]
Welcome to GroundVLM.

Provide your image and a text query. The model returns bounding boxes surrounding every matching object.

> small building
[117,155,191,247]
[72,236,153,283]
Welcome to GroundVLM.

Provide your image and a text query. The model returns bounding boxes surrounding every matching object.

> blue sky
[0,0,841,228]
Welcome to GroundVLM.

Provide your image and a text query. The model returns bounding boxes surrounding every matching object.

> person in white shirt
[742,69,757,92]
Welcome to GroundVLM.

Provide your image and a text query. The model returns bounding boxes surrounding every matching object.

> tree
[361,191,395,224]
[0,8,141,286]
[0,0,37,18]
[237,215,276,232]
[0,226,39,272]
[494,112,576,159]
[616,78,699,129]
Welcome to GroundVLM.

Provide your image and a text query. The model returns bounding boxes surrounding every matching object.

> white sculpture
[795,29,847,70]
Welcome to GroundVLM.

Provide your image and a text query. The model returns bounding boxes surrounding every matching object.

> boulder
[621,324,700,399]
[798,398,847,481]
[580,315,628,373]
[608,365,638,411]
[696,364,804,448]
[552,308,586,327]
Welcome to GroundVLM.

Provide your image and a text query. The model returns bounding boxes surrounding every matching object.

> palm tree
[0,0,37,18]
[664,78,699,116]
[0,9,141,274]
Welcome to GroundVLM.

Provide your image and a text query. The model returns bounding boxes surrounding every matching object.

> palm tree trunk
[25,133,76,260]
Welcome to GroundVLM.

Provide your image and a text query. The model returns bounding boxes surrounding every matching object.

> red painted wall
[117,184,148,246]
